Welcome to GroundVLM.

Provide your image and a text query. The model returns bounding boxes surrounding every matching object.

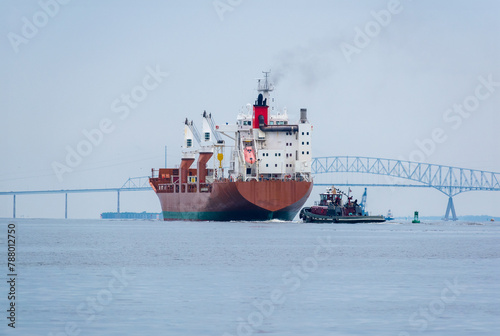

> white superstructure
[184,71,312,183]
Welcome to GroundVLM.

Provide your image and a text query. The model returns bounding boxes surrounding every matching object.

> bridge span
[0,176,150,219]
[2,157,499,220]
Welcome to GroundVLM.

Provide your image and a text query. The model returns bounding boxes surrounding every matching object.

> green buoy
[412,211,420,223]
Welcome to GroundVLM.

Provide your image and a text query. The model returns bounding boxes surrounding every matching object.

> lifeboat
[244,146,256,164]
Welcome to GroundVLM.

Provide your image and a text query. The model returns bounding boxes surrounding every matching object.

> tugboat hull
[299,207,386,223]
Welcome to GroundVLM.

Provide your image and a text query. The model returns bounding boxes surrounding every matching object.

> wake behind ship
[149,72,313,221]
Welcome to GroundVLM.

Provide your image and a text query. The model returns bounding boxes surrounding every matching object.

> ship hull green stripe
[162,210,296,221]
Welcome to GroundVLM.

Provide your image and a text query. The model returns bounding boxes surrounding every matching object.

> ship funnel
[300,108,308,123]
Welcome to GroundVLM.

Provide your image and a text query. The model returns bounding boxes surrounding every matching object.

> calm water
[0,218,499,336]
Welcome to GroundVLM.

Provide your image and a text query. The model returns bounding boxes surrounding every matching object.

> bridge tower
[443,196,457,221]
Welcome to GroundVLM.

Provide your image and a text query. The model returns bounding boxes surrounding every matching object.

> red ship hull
[149,179,313,221]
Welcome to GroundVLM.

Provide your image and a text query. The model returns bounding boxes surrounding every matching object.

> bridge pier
[13,195,16,218]
[65,193,68,219]
[444,196,457,221]
[117,190,120,218]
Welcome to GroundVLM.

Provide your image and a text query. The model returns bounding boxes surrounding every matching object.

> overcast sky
[1,0,499,218]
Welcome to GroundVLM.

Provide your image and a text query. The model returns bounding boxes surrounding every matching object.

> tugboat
[299,186,385,223]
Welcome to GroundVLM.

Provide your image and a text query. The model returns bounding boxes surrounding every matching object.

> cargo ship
[299,186,386,223]
[149,72,313,221]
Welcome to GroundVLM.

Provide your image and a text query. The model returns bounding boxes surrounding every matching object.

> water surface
[1,218,499,335]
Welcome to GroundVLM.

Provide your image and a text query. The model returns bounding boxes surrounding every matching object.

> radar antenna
[257,70,274,93]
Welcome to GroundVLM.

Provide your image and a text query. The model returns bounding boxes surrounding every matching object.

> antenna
[258,70,274,93]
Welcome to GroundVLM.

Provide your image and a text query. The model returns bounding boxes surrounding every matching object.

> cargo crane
[359,187,368,215]
[202,111,224,144]
[202,111,225,176]
[184,118,202,146]
[185,114,225,179]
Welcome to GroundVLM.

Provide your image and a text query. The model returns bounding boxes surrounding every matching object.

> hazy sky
[1,0,499,218]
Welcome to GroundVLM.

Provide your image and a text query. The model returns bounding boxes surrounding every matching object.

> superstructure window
[204,132,210,141]
[186,139,192,147]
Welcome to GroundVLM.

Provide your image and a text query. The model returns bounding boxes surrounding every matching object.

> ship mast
[257,70,274,102]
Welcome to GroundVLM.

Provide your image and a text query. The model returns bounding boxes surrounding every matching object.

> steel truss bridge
[2,157,500,220]
[311,156,500,220]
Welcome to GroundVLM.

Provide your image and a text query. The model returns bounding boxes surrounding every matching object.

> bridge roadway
[0,176,151,219]
[2,157,500,220]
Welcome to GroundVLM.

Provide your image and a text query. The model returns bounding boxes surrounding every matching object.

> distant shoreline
[394,215,498,221]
